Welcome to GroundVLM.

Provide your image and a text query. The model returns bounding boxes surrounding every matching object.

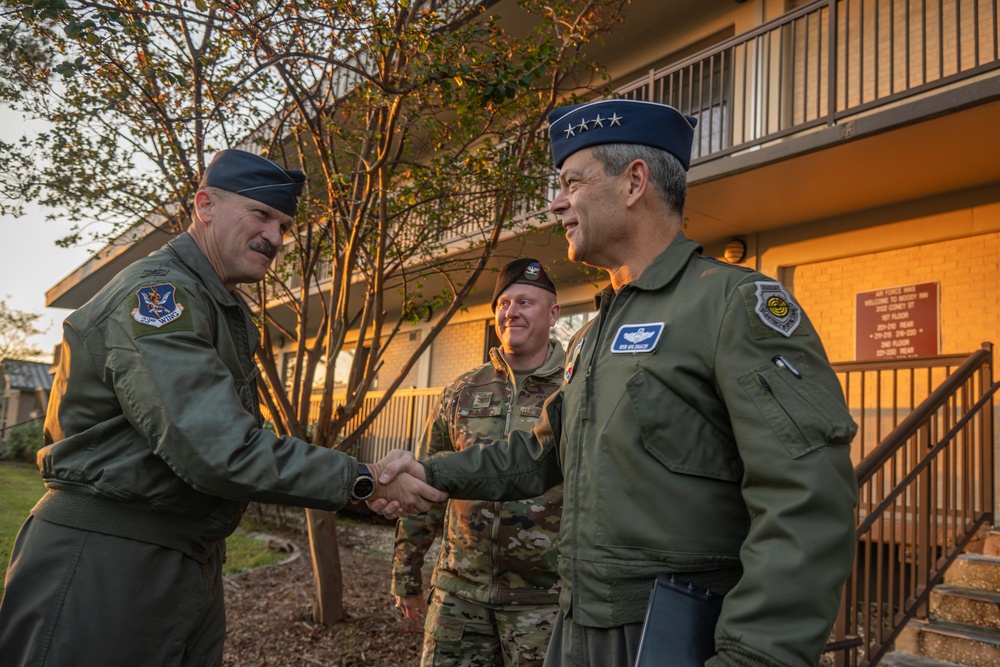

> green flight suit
[423,234,858,667]
[0,232,360,666]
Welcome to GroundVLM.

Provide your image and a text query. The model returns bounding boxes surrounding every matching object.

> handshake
[362,450,446,519]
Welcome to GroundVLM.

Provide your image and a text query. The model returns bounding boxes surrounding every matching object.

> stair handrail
[856,378,1000,538]
[856,344,996,485]
[828,342,998,667]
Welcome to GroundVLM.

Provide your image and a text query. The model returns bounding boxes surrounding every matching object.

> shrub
[5,421,44,463]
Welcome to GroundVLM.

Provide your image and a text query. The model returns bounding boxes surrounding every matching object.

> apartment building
[48,0,1000,440]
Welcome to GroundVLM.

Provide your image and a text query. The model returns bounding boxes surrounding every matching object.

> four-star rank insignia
[132,284,185,328]
[753,281,801,337]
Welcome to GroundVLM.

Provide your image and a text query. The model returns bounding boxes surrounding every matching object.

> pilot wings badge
[132,283,184,328]
[610,322,665,354]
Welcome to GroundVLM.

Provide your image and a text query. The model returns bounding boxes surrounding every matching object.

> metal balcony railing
[417,0,1000,249]
[267,1,1000,290]
[619,0,1000,165]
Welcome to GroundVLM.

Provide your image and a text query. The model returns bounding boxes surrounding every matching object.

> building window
[551,310,598,351]
[281,348,369,390]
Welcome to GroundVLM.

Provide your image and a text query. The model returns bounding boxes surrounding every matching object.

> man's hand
[364,450,444,519]
[394,594,427,624]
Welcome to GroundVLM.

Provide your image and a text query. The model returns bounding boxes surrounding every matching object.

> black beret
[201,149,306,217]
[548,99,699,170]
[492,258,557,312]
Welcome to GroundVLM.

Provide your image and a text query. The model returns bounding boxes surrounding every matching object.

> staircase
[880,531,1000,667]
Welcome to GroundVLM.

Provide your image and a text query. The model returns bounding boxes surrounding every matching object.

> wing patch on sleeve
[129,283,194,338]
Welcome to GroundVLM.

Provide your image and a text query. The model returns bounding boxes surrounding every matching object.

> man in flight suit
[392,258,565,666]
[0,149,445,667]
[373,99,859,667]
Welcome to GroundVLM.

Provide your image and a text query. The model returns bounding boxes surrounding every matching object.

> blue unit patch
[610,322,665,354]
[132,284,185,328]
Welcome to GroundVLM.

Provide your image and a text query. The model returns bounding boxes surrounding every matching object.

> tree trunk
[305,508,345,624]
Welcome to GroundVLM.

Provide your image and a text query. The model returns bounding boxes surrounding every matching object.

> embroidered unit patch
[132,284,184,328]
[753,282,801,337]
[610,322,664,354]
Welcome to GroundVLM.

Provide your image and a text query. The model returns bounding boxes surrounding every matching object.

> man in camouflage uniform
[391,258,565,667]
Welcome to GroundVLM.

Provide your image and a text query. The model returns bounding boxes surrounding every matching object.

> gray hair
[591,143,687,216]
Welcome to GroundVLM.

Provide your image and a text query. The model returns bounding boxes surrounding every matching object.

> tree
[0,298,47,361]
[0,0,626,623]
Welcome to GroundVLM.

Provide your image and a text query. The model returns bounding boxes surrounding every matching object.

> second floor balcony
[46,0,1000,311]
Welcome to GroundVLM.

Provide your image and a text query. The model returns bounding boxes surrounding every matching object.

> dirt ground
[223,517,429,667]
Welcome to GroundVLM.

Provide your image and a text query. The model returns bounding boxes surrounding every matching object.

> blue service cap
[201,149,306,217]
[548,99,698,170]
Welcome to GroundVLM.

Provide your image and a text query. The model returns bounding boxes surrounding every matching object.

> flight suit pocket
[626,369,742,482]
[738,353,856,459]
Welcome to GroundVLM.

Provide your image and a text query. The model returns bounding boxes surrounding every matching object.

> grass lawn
[0,463,46,598]
[0,462,284,597]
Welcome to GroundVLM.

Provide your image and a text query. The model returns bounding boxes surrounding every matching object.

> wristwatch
[351,464,376,501]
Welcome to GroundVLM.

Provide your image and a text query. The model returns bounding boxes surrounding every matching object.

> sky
[1,106,94,358]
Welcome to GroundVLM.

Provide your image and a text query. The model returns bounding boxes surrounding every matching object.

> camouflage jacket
[391,341,565,605]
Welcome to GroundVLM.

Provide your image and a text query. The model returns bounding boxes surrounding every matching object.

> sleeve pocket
[738,353,857,459]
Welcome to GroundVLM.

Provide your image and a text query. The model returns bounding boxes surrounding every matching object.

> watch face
[353,474,375,500]
[354,477,375,499]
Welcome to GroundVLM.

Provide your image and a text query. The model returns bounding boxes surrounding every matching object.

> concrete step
[930,584,1000,630]
[894,619,1000,667]
[944,553,1000,593]
[985,531,1000,558]
[966,529,1000,557]
[879,651,966,667]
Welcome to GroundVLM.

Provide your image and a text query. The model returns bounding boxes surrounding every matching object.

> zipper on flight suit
[570,287,622,617]
[581,289,619,421]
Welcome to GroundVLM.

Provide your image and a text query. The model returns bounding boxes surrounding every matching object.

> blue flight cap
[548,99,699,170]
[201,149,306,216]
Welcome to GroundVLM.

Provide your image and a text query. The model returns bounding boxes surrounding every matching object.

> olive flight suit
[0,232,362,667]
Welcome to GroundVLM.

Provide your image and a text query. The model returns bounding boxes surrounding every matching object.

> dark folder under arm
[634,573,724,667]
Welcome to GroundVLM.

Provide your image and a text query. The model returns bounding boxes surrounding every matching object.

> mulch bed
[223,517,429,667]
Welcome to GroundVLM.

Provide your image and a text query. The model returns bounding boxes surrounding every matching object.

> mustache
[249,240,277,260]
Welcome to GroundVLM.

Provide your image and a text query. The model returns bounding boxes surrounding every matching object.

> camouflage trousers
[421,588,560,667]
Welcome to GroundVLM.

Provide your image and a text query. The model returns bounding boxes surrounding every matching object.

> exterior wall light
[724,239,747,264]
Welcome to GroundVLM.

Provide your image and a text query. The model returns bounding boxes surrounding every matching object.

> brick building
[48,0,1000,469]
